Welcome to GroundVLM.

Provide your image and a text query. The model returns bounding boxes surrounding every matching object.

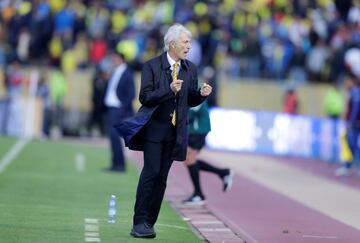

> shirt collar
[167,52,180,69]
[114,63,127,73]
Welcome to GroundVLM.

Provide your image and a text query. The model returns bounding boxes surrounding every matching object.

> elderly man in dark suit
[104,52,135,172]
[116,23,212,238]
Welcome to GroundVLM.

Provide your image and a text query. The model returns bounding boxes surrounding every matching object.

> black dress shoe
[130,223,156,238]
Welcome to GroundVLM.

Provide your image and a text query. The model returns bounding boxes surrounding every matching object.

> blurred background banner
[207,108,342,162]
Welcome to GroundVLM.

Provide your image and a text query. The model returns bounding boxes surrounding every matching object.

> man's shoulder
[183,59,197,71]
[122,65,134,77]
[144,54,163,66]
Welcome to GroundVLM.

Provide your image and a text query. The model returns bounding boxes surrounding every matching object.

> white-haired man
[116,23,212,238]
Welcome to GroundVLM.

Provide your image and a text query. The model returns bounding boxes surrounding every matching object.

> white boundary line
[84,218,101,242]
[303,234,337,239]
[192,220,224,225]
[85,225,99,232]
[156,223,188,230]
[198,228,232,232]
[85,232,99,237]
[206,204,259,243]
[75,152,86,172]
[85,237,100,242]
[0,139,29,173]
[84,218,99,224]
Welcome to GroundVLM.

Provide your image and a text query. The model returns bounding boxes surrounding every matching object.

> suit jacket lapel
[116,67,126,97]
[178,66,186,96]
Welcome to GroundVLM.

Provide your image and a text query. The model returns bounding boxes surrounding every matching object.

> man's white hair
[163,24,192,51]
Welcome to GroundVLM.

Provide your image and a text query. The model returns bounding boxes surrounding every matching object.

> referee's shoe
[223,169,234,192]
[183,194,206,206]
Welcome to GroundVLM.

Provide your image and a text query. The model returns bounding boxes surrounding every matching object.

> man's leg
[146,140,174,226]
[133,140,162,226]
[107,108,125,170]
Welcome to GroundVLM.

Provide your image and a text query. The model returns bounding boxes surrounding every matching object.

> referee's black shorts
[188,134,207,150]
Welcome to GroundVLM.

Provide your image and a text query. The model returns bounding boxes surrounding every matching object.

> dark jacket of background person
[116,52,205,161]
[345,85,360,128]
[342,72,360,165]
[108,67,135,117]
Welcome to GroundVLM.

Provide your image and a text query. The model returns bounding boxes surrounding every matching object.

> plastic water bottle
[108,195,116,223]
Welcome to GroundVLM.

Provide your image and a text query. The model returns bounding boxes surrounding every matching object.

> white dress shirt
[167,52,181,75]
[104,63,127,108]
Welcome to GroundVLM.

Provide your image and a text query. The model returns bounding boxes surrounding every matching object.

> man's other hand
[200,83,212,96]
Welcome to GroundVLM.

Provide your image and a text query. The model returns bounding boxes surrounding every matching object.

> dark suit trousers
[133,139,175,226]
[106,108,125,170]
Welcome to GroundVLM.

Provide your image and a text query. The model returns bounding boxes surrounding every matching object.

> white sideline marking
[303,235,337,239]
[85,225,99,232]
[156,223,188,230]
[85,232,100,237]
[84,218,99,224]
[84,218,101,242]
[75,153,86,172]
[192,220,223,225]
[0,139,29,173]
[215,228,232,232]
[233,225,260,243]
[198,228,232,232]
[85,237,101,242]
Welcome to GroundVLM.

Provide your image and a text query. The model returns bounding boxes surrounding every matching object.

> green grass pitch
[0,136,201,243]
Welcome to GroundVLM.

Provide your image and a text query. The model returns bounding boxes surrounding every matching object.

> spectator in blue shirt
[335,71,360,176]
[54,4,75,36]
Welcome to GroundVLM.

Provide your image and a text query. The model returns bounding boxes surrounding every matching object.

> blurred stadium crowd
[0,0,359,81]
[0,0,359,138]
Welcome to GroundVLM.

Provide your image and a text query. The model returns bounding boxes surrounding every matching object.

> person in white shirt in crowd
[103,51,135,172]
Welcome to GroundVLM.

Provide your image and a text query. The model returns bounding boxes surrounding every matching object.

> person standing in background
[323,81,345,165]
[36,75,51,138]
[283,88,299,114]
[3,60,25,136]
[335,71,360,177]
[88,67,108,137]
[49,69,67,138]
[183,100,234,205]
[116,24,212,238]
[323,82,345,120]
[103,51,135,172]
[5,60,24,98]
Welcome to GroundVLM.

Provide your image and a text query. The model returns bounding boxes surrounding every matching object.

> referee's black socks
[187,163,203,197]
[197,160,228,178]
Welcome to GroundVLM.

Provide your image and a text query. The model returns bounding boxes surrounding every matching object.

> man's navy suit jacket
[115,52,205,161]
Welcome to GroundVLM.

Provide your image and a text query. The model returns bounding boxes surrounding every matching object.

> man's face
[111,54,122,67]
[344,76,355,90]
[171,33,191,61]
